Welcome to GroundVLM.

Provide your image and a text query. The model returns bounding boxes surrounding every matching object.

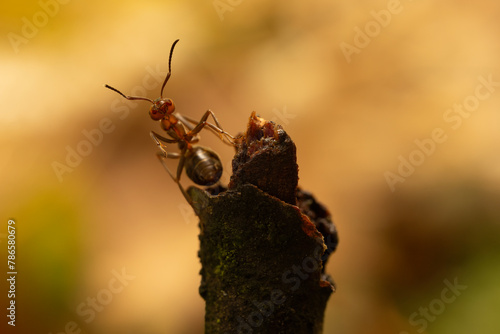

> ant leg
[188,110,236,145]
[151,130,183,185]
[151,130,177,144]
[155,149,192,204]
[174,113,196,131]
[151,130,185,182]
[173,147,192,204]
[151,131,193,204]
[150,133,194,205]
[186,110,235,143]
[155,150,180,181]
[151,130,197,179]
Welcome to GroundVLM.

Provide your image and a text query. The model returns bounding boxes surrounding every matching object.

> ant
[105,39,235,203]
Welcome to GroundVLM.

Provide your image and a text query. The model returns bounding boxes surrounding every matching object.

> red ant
[105,39,235,203]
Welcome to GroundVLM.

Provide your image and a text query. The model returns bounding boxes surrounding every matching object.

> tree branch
[188,112,338,333]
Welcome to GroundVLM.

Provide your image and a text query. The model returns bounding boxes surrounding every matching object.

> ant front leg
[150,130,178,144]
[150,131,192,204]
[151,131,181,182]
[156,150,193,205]
[155,150,180,181]
[187,110,236,145]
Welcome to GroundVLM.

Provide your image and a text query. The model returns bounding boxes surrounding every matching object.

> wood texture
[189,113,337,333]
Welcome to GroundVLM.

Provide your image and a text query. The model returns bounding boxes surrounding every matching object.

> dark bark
[188,113,338,333]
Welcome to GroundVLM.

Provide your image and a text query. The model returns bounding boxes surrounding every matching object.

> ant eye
[149,106,164,121]
[165,99,175,113]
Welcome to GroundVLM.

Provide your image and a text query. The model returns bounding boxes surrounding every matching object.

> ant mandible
[105,39,235,203]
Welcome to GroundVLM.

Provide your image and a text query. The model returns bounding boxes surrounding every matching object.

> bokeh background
[1,0,500,333]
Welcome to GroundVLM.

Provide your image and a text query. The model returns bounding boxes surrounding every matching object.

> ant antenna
[104,84,154,103]
[160,39,180,99]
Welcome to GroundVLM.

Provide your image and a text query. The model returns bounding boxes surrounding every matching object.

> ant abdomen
[185,146,223,186]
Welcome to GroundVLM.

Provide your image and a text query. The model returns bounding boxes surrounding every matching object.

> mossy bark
[188,113,338,333]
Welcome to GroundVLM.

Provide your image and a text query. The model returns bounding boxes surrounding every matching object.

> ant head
[104,39,180,122]
[149,98,175,120]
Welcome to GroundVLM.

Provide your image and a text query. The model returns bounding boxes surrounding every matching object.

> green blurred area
[1,0,500,333]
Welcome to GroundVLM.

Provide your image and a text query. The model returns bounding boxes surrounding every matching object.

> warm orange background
[1,0,500,333]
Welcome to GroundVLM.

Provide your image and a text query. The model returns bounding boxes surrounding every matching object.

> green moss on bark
[189,113,337,333]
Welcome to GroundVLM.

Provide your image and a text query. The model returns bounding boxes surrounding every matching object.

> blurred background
[1,0,500,333]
